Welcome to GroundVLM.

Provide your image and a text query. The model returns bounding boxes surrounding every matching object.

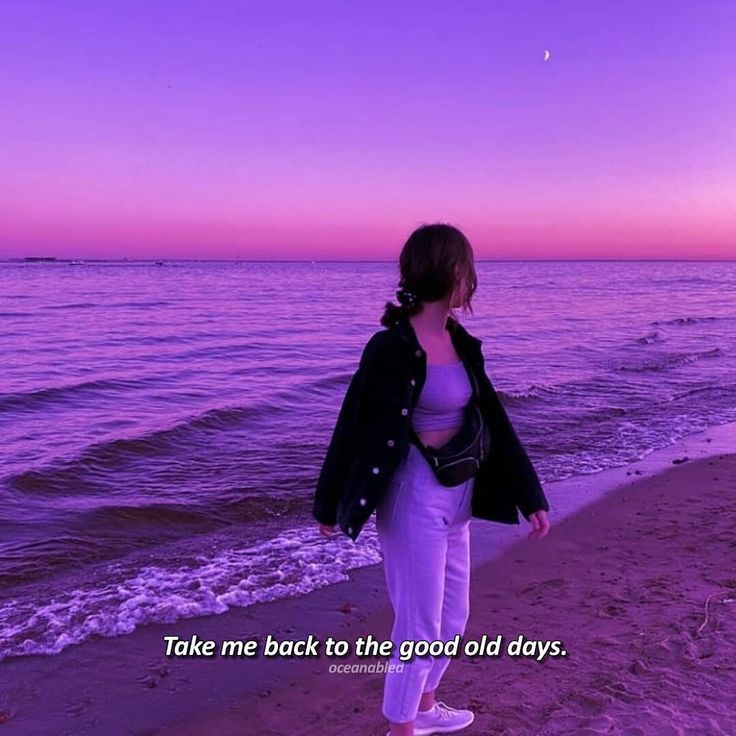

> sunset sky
[1,1,734,260]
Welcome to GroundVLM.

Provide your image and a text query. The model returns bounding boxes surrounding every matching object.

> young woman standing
[314,223,551,736]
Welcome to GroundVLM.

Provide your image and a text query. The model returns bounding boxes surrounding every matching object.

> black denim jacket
[312,313,550,541]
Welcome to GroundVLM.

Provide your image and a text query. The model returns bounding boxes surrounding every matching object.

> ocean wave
[0,377,155,412]
[0,522,383,662]
[615,347,724,373]
[496,383,558,403]
[650,316,719,326]
[635,331,666,345]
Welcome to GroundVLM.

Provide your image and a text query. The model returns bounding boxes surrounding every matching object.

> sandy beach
[2,450,735,736]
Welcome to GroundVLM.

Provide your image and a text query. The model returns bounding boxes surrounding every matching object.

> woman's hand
[526,509,550,540]
[318,523,337,538]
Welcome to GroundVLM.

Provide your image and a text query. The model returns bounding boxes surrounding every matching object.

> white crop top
[412,360,472,432]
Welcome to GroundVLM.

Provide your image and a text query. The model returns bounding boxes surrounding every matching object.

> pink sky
[1,1,735,260]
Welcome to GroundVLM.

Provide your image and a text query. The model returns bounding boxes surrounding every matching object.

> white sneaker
[412,699,475,734]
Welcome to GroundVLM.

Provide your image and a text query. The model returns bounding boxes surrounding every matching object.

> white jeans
[375,442,474,724]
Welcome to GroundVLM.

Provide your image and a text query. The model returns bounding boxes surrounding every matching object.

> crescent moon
[543,49,551,61]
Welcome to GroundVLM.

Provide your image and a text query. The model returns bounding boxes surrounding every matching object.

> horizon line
[2,257,736,264]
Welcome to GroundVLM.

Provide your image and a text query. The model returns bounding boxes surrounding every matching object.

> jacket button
[387,439,395,447]
[415,349,422,357]
[401,408,408,416]
[372,466,380,474]
[359,498,366,506]
[410,378,416,386]
[348,526,353,534]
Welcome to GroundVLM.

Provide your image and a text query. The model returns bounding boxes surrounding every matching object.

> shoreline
[159,449,736,736]
[0,423,734,735]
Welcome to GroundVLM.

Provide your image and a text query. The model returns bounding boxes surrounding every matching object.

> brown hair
[380,222,478,327]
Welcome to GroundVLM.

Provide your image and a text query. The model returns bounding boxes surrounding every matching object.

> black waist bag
[409,367,492,487]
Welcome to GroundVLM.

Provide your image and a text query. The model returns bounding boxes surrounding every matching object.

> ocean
[0,258,734,661]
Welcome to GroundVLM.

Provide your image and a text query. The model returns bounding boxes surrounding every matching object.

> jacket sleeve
[486,374,550,520]
[312,334,381,527]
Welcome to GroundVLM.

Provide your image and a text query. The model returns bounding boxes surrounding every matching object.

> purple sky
[1,1,734,259]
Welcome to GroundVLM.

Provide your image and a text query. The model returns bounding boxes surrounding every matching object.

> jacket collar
[392,312,482,358]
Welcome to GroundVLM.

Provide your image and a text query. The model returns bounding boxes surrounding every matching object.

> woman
[314,223,551,736]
